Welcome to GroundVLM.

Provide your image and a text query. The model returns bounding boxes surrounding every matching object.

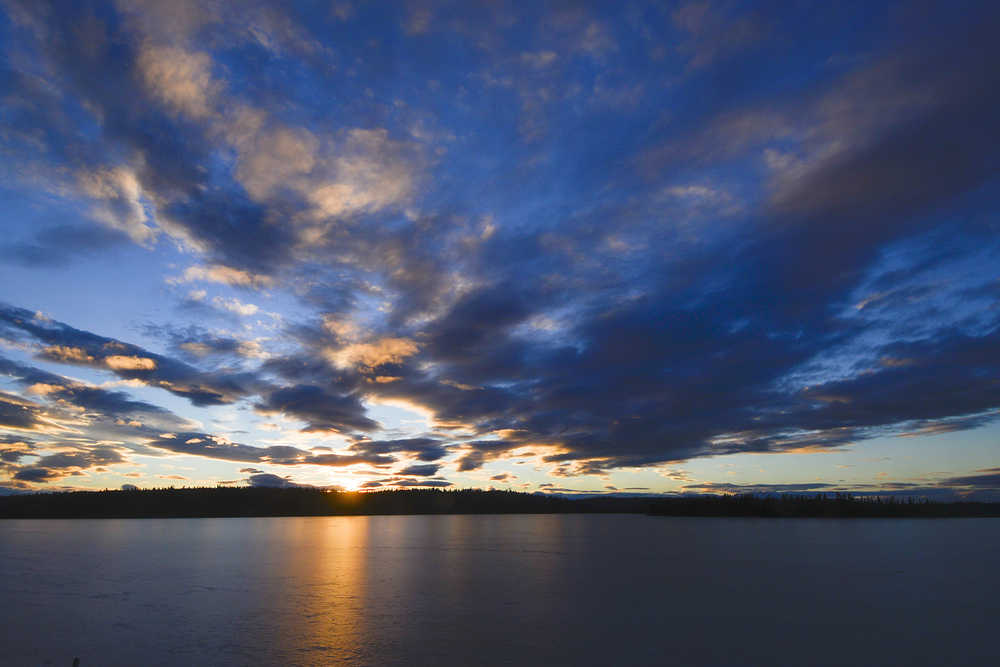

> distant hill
[0,487,998,518]
[648,492,1000,518]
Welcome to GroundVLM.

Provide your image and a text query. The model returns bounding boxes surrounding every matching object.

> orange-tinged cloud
[177,264,273,288]
[105,355,158,371]
[440,379,479,391]
[26,383,63,395]
[325,337,419,370]
[42,345,95,364]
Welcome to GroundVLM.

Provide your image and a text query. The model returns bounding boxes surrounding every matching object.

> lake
[1,515,997,666]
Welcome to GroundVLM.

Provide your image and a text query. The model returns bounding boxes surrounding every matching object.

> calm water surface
[1,515,998,666]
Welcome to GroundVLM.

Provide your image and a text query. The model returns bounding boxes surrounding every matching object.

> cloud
[202,339,263,358]
[33,447,125,469]
[657,184,743,223]
[520,51,557,69]
[13,468,61,482]
[938,468,1000,490]
[325,338,420,370]
[144,432,392,467]
[0,354,202,471]
[40,346,95,364]
[452,439,525,472]
[398,463,439,477]
[232,124,319,201]
[77,167,159,245]
[176,265,274,289]
[105,355,157,371]
[360,474,454,489]
[0,2,301,274]
[255,385,377,433]
[0,224,130,267]
[0,390,50,432]
[347,437,448,462]
[143,324,269,365]
[248,473,299,488]
[672,1,766,70]
[7,444,127,484]
[137,45,218,119]
[211,297,259,317]
[1,304,268,407]
[0,437,35,464]
[305,128,420,219]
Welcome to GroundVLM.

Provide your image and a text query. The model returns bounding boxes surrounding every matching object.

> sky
[0,0,998,499]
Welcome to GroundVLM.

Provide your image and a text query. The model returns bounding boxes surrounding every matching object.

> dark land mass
[0,487,998,518]
[648,493,1000,518]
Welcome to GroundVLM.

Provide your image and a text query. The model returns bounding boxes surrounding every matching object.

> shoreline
[2,487,998,520]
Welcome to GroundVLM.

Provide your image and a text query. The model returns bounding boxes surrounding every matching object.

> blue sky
[1,0,998,498]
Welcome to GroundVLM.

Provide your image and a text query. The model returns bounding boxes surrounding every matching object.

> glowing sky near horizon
[1,0,999,498]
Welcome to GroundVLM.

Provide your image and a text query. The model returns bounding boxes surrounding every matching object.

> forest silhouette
[1,487,997,519]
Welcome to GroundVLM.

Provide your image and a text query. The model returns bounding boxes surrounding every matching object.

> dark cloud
[348,438,448,462]
[361,243,1000,474]
[0,448,32,463]
[0,355,193,435]
[352,11,1000,469]
[0,304,272,407]
[153,325,262,362]
[145,432,393,468]
[780,330,1000,437]
[3,443,127,484]
[305,452,395,467]
[32,447,125,469]
[255,385,377,433]
[162,191,297,276]
[248,473,300,488]
[398,463,440,477]
[672,1,768,70]
[13,468,60,482]
[1,0,292,275]
[0,224,130,267]
[454,439,524,472]
[768,34,1000,231]
[360,476,453,488]
[938,468,1000,490]
[0,391,45,431]
[144,433,304,464]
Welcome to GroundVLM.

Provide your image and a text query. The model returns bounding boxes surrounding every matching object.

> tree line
[0,487,996,518]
